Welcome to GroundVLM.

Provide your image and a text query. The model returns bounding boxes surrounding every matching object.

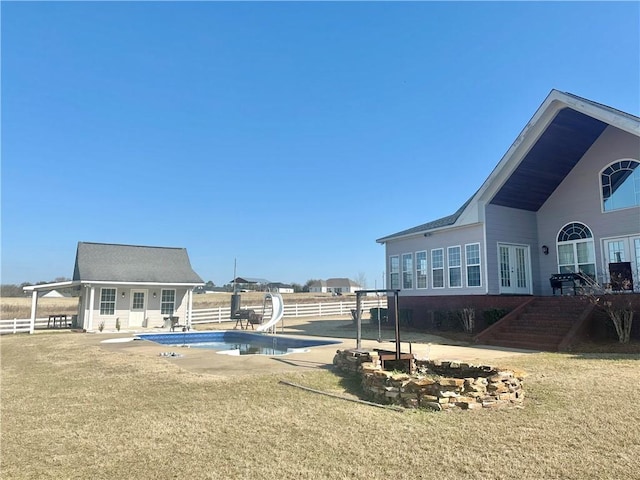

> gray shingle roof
[376,195,474,243]
[72,242,203,284]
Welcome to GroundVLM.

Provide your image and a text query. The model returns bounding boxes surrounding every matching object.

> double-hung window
[161,289,176,315]
[100,288,116,315]
[431,249,444,288]
[448,246,462,287]
[389,256,400,289]
[416,251,428,289]
[465,243,481,287]
[402,253,413,289]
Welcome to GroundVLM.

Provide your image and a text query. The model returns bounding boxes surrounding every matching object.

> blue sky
[2,1,639,287]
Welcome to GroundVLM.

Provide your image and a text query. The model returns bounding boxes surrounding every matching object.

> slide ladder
[256,292,284,333]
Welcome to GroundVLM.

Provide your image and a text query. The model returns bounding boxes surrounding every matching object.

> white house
[308,278,361,294]
[24,242,204,333]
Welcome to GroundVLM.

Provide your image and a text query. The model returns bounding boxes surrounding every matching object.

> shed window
[602,160,639,211]
[99,288,116,315]
[161,289,176,315]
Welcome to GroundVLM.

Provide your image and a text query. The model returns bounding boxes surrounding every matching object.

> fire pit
[333,349,526,411]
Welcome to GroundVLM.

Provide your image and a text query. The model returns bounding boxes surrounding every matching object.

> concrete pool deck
[90,315,539,377]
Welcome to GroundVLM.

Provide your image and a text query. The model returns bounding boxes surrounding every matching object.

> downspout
[29,290,38,334]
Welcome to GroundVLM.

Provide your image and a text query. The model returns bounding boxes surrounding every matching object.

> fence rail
[0,318,51,335]
[191,298,388,325]
[0,298,389,334]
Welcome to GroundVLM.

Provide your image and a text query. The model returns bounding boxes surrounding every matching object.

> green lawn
[1,333,639,479]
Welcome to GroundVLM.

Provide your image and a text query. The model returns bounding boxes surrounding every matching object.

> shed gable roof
[72,242,203,284]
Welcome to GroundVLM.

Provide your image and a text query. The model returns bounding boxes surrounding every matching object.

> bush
[432,310,463,331]
[483,308,509,326]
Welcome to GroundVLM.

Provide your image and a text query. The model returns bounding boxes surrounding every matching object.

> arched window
[601,159,640,212]
[557,222,596,280]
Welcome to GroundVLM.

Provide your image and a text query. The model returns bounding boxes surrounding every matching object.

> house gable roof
[377,89,640,244]
[72,242,203,285]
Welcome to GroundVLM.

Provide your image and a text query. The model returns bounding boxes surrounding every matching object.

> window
[602,160,640,211]
[557,222,596,280]
[431,249,444,288]
[389,256,400,289]
[465,243,481,287]
[132,292,145,309]
[99,288,116,315]
[448,246,462,288]
[402,253,413,289]
[161,289,176,315]
[416,251,428,289]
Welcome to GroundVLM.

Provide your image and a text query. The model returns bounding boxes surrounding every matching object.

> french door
[603,236,639,291]
[498,244,531,295]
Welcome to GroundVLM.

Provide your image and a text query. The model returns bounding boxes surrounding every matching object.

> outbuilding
[23,242,204,333]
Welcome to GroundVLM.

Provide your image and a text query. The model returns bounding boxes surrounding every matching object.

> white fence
[0,298,389,334]
[191,298,388,325]
[0,317,51,335]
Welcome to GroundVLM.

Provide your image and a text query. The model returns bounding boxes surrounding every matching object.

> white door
[130,290,147,327]
[498,244,531,294]
[603,236,640,291]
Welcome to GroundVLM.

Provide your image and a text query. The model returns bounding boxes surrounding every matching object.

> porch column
[88,286,96,331]
[29,290,38,334]
[187,289,193,328]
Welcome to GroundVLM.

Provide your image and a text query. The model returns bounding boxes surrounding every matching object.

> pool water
[136,331,340,356]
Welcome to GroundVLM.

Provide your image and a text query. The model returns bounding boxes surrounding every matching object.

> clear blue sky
[2,1,639,288]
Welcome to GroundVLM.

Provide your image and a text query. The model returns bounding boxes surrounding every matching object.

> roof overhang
[22,280,203,292]
[23,281,79,292]
[478,90,640,211]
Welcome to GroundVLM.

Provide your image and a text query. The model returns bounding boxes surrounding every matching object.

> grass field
[1,330,639,479]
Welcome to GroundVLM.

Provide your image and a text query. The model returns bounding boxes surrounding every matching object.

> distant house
[308,278,361,294]
[230,277,271,292]
[24,242,204,333]
[376,90,639,312]
[267,282,294,294]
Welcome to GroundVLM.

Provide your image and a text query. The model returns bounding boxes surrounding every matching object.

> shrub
[483,308,509,326]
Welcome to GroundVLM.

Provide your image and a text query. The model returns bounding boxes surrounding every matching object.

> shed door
[130,290,147,327]
[498,244,531,295]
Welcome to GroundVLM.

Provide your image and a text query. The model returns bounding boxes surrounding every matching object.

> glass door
[499,244,531,294]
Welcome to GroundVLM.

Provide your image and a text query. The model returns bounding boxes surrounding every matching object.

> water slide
[256,292,284,332]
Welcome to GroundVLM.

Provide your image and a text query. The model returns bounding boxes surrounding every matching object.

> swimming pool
[136,331,340,356]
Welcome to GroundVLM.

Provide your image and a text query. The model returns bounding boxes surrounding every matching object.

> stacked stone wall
[333,349,525,411]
